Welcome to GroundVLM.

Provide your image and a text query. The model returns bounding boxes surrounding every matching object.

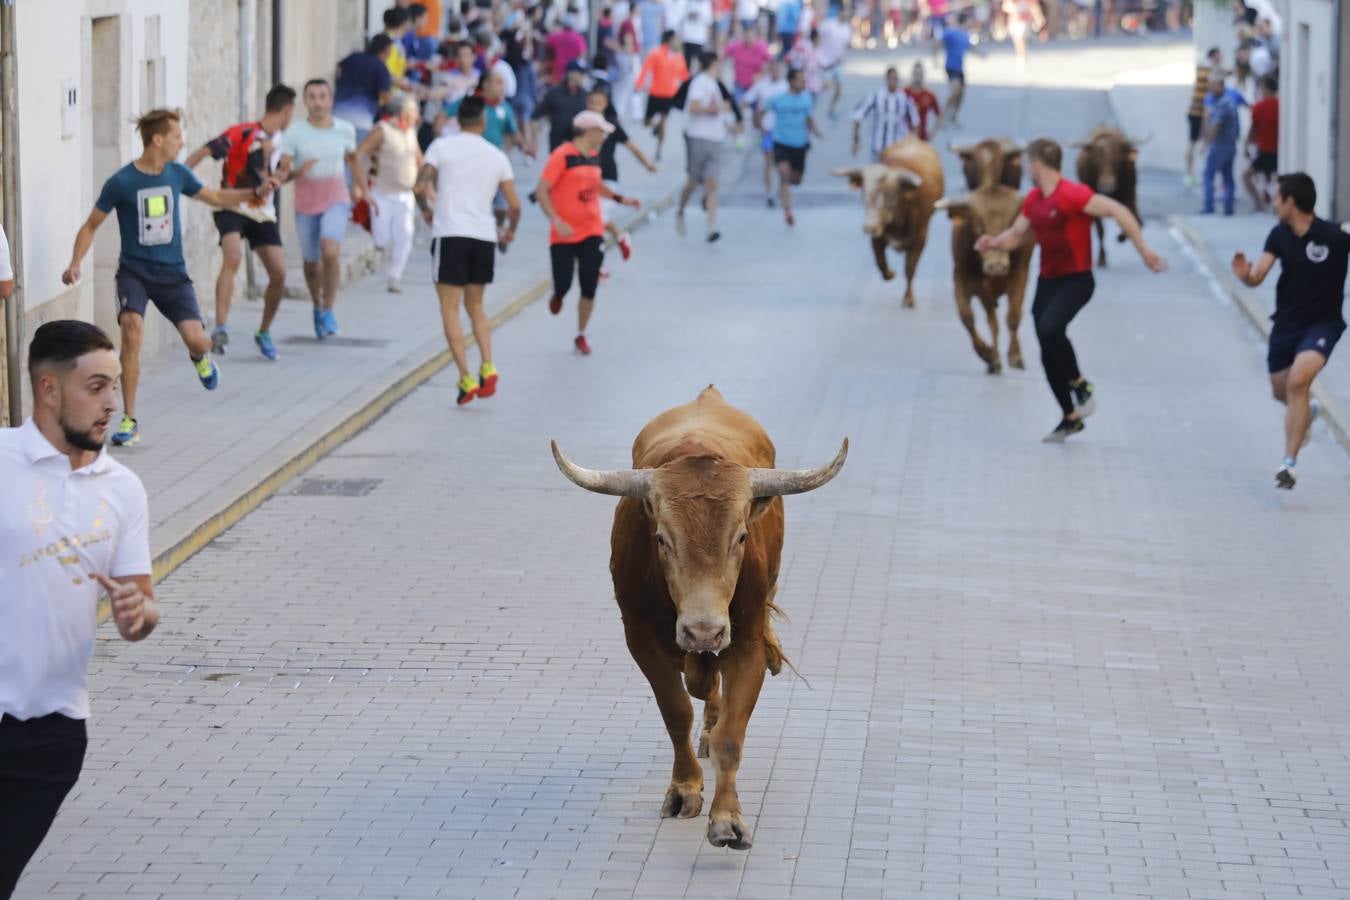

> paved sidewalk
[110,132,691,568]
[1171,211,1350,452]
[18,46,1350,900]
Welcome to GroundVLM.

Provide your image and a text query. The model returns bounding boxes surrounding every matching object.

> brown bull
[552,386,847,851]
[833,137,944,308]
[951,138,1024,190]
[1074,126,1148,267]
[938,139,1034,373]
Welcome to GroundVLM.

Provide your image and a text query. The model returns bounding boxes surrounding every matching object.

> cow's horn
[934,195,969,211]
[749,439,849,498]
[948,142,973,154]
[1127,132,1153,147]
[551,440,653,497]
[889,167,922,187]
[831,166,862,178]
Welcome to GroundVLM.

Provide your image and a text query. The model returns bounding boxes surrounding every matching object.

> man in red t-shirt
[1243,75,1280,212]
[537,111,641,356]
[976,139,1167,442]
[905,62,942,141]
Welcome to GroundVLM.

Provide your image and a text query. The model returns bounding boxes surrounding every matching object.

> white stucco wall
[1280,0,1337,218]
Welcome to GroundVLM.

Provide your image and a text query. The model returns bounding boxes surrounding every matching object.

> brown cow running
[938,139,1034,373]
[552,386,847,851]
[833,137,944,308]
[1074,126,1149,267]
[952,138,1024,190]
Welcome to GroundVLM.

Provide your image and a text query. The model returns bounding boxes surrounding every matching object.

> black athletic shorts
[432,236,496,286]
[772,142,808,175]
[551,236,605,300]
[946,68,965,85]
[1252,151,1278,176]
[213,210,282,248]
[1267,320,1345,373]
[115,265,202,325]
[1187,113,1202,143]
[645,95,676,122]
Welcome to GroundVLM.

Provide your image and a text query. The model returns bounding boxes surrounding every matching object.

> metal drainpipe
[1,0,26,425]
[241,0,258,296]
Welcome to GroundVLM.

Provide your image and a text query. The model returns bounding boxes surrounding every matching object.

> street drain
[290,477,383,497]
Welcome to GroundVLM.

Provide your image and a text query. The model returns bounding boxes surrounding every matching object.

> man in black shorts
[1232,173,1350,489]
[417,97,522,406]
[185,84,295,361]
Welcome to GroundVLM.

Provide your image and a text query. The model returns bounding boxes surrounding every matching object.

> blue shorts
[761,131,774,153]
[1267,320,1345,373]
[295,204,351,263]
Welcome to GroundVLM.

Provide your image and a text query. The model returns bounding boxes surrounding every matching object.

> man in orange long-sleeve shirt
[634,30,688,161]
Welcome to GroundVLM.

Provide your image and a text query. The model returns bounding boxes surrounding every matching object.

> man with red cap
[537,110,641,355]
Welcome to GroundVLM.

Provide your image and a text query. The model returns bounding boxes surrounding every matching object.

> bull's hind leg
[684,654,722,759]
[626,629,704,819]
[1095,219,1108,268]
[706,646,767,851]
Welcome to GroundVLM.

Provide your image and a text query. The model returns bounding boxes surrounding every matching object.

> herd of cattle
[833,126,1147,374]
[547,127,1148,853]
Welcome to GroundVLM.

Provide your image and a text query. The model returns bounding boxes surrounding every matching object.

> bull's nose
[678,617,729,652]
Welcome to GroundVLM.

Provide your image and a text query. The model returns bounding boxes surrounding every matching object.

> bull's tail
[764,587,809,686]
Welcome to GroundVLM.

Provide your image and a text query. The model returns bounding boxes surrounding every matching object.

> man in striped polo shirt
[851,67,917,161]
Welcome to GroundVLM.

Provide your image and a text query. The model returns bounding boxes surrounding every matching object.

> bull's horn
[1127,132,1153,147]
[948,142,974,154]
[1000,139,1025,154]
[885,166,923,187]
[934,195,969,211]
[831,166,863,179]
[551,440,653,497]
[749,439,849,498]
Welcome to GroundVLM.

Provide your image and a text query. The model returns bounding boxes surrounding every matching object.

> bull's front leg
[903,231,929,309]
[954,282,996,372]
[871,236,895,281]
[980,296,1002,375]
[706,644,767,850]
[1006,267,1029,369]
[626,628,704,819]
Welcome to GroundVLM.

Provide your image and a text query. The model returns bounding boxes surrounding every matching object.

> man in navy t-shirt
[61,109,271,448]
[1232,172,1350,489]
[334,34,395,140]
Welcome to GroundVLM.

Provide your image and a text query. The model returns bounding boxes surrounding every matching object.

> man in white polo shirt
[1,320,159,899]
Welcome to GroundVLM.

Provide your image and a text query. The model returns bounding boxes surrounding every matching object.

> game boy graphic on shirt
[137,185,175,247]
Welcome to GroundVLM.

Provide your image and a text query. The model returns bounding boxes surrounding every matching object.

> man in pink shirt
[725,23,772,101]
[546,16,588,85]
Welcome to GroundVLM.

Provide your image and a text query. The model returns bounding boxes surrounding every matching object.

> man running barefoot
[1231,173,1350,489]
[417,96,521,406]
[538,111,640,355]
[62,109,273,447]
[976,139,1167,442]
[757,67,821,226]
[185,84,295,361]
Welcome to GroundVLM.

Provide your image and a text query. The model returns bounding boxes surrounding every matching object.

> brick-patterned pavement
[16,39,1350,900]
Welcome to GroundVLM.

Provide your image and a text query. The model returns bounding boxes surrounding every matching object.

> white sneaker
[387,280,402,294]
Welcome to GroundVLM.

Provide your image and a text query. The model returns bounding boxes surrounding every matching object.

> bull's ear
[748,496,774,523]
[1128,149,1139,162]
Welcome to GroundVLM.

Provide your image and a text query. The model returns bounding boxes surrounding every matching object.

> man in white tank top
[355,95,424,293]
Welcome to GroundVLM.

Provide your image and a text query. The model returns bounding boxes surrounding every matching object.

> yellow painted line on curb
[98,192,678,623]
[1169,215,1350,456]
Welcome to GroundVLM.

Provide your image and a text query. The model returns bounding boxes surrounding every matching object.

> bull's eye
[655,533,668,550]
[737,532,748,546]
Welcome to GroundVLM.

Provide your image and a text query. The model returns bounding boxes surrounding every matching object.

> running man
[1242,75,1279,212]
[852,66,917,161]
[184,83,296,361]
[61,109,273,447]
[1231,173,1350,489]
[634,30,689,161]
[1184,47,1221,188]
[279,79,364,340]
[758,67,821,225]
[677,51,733,243]
[938,12,976,127]
[587,85,658,261]
[537,110,641,355]
[974,139,1166,442]
[416,96,522,406]
[905,62,942,141]
[816,7,852,117]
[743,59,789,206]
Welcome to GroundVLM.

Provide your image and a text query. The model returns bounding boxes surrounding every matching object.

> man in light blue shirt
[756,68,821,225]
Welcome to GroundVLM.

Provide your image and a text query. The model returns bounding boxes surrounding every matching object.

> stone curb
[1169,214,1350,456]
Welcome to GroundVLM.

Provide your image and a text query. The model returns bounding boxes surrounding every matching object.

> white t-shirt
[423,132,514,242]
[0,224,12,281]
[744,76,787,130]
[0,419,152,721]
[736,0,759,22]
[681,0,714,45]
[684,72,728,142]
[492,58,518,99]
[818,18,851,67]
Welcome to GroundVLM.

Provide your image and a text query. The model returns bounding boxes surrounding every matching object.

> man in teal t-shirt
[758,68,820,226]
[440,70,522,153]
[62,109,271,447]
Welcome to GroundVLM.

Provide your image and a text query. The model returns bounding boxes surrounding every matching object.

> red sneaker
[549,294,563,315]
[617,234,633,260]
[477,365,498,398]
[574,335,592,356]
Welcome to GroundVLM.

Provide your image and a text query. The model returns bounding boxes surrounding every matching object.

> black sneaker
[1072,381,1097,418]
[1042,417,1085,443]
[1275,464,1296,490]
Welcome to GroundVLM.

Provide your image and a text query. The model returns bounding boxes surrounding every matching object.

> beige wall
[279,0,367,88]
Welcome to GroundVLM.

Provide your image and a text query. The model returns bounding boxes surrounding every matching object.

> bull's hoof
[986,358,1002,375]
[707,812,752,850]
[1097,257,1108,269]
[1009,353,1025,370]
[881,268,896,281]
[661,783,704,819]
[902,294,916,309]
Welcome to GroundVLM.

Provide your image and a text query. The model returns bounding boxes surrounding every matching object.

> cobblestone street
[16,40,1350,900]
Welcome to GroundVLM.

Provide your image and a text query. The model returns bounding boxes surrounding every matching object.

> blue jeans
[1203,142,1236,214]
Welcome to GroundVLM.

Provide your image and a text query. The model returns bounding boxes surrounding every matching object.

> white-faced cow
[552,386,847,851]
[937,139,1034,373]
[833,137,944,308]
[1074,126,1149,267]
